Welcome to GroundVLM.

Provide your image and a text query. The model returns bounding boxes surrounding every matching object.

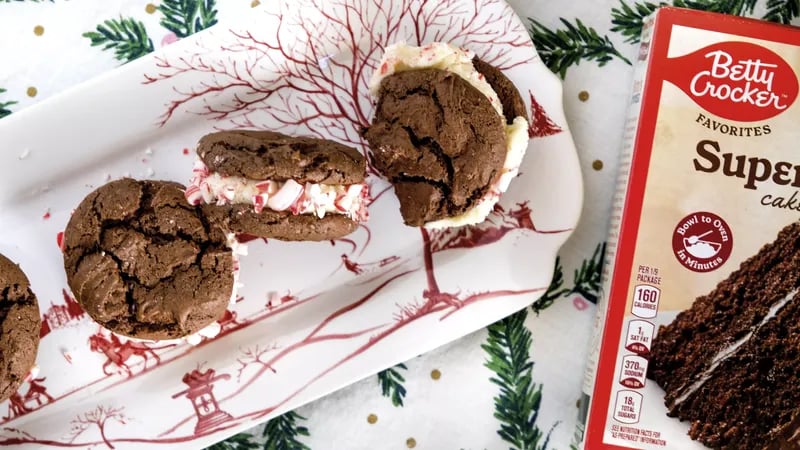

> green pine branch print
[483,308,557,450]
[83,17,154,63]
[529,18,632,79]
[531,257,566,314]
[570,241,606,304]
[205,433,260,450]
[262,411,310,450]
[764,0,800,23]
[610,1,665,44]
[159,0,218,38]
[377,362,408,407]
[532,242,606,312]
[612,0,768,44]
[0,88,16,119]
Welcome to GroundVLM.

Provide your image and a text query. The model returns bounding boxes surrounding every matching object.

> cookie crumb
[123,172,131,178]
[18,149,30,160]
[146,168,155,177]
[104,173,112,182]
[145,147,154,155]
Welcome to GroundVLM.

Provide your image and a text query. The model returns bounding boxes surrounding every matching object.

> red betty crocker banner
[663,41,799,122]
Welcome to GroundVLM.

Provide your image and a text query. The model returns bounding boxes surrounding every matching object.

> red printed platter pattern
[0,0,582,448]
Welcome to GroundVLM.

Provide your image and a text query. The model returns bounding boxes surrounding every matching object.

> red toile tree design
[144,0,532,165]
[66,405,128,449]
[528,92,564,138]
[236,344,280,382]
[413,201,573,311]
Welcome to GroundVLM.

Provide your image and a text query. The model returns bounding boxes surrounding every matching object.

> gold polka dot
[406,438,417,448]
[251,0,261,6]
[33,25,44,36]
[578,90,590,102]
[592,160,604,171]
[26,87,38,98]
[145,3,157,14]
[430,369,441,380]
[367,413,378,424]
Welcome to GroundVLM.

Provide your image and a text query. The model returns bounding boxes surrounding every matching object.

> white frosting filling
[369,42,530,229]
[369,42,505,119]
[670,288,799,408]
[184,321,222,346]
[185,161,369,222]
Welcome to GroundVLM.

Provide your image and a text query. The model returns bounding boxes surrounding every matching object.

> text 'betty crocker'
[577,7,800,450]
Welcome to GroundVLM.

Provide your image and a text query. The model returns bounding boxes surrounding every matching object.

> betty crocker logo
[664,41,798,122]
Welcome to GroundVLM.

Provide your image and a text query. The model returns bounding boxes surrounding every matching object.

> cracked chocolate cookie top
[63,179,234,340]
[0,253,41,402]
[363,68,507,226]
[197,130,365,184]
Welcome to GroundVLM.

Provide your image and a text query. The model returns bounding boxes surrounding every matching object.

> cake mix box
[575,7,800,450]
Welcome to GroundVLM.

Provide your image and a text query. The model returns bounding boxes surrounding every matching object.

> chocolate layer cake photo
[648,220,800,450]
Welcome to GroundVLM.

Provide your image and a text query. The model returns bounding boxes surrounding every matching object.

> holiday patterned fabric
[1,0,798,449]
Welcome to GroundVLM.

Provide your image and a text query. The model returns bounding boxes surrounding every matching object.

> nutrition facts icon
[631,285,660,319]
[613,390,643,424]
[619,355,649,389]
[625,320,655,356]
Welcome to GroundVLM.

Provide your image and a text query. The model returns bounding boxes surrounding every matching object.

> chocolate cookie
[0,254,41,402]
[185,130,370,241]
[63,179,234,340]
[363,68,507,226]
[472,57,528,124]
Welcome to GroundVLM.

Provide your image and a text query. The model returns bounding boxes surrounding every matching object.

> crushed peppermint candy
[60,348,73,364]
[24,365,40,382]
[185,160,370,222]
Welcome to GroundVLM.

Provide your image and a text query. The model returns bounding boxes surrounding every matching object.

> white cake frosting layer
[670,288,799,408]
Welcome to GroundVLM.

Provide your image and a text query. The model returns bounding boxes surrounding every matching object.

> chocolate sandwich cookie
[0,254,41,402]
[363,42,531,228]
[364,68,507,226]
[471,57,528,124]
[63,179,234,341]
[185,130,370,241]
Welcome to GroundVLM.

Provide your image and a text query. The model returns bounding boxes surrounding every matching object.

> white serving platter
[0,0,582,448]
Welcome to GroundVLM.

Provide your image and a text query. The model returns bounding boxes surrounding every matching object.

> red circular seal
[672,212,733,273]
